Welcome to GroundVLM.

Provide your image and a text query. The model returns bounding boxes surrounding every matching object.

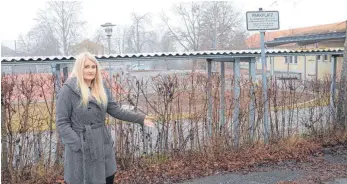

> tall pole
[14,40,17,54]
[101,22,116,95]
[107,36,111,55]
[107,35,112,97]
[259,7,269,144]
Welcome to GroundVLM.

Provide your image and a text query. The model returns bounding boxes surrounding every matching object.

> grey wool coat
[56,77,145,184]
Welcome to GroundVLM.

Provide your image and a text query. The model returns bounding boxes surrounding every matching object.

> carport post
[63,64,69,83]
[233,58,241,147]
[220,62,225,131]
[52,63,61,94]
[330,55,337,124]
[207,59,213,136]
[249,57,256,140]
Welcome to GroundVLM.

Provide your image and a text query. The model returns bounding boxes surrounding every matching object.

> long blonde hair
[70,52,108,108]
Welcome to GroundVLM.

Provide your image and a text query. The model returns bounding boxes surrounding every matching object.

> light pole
[101,22,116,97]
[101,22,116,54]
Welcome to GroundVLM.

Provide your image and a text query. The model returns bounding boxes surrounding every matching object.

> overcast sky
[1,0,346,49]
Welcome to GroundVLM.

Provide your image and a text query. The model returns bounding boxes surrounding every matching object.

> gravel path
[179,169,303,184]
[178,145,347,184]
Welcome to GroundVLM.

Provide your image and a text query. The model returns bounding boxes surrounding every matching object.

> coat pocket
[81,133,92,161]
[103,127,114,145]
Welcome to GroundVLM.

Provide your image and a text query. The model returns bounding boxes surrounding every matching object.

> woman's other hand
[144,116,155,128]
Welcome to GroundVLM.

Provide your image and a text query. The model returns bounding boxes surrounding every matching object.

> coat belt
[72,123,111,161]
[71,123,112,184]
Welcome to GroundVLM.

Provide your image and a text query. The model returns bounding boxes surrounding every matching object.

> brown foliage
[1,72,347,184]
[113,135,329,184]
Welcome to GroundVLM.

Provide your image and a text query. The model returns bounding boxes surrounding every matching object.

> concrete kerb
[271,97,330,111]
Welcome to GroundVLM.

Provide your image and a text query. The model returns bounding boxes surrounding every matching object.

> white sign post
[246,8,279,144]
[246,11,280,31]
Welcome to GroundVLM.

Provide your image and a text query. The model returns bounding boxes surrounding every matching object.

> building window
[285,56,298,64]
[293,56,298,64]
[317,55,329,62]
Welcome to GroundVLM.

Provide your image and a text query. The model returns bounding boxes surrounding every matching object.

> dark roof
[265,32,346,47]
[246,21,346,48]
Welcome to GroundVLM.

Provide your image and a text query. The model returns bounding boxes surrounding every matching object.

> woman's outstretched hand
[144,116,155,128]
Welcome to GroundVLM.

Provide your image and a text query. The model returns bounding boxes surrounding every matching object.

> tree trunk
[337,24,347,129]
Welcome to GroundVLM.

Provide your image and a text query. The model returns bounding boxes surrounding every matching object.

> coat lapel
[89,96,104,111]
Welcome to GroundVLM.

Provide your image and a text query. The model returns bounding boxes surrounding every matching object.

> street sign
[246,11,280,31]
[246,8,280,144]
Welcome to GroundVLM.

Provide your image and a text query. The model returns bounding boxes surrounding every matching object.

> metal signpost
[246,8,279,144]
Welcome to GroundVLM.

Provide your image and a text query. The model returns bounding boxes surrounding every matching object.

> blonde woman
[56,52,154,184]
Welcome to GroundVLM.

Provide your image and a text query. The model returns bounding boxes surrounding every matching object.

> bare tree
[92,28,106,45]
[16,25,60,56]
[91,28,120,54]
[150,31,177,70]
[111,26,128,54]
[89,26,131,55]
[162,1,245,71]
[18,1,86,56]
[126,12,157,53]
[17,15,50,56]
[16,34,34,55]
[231,31,248,50]
[200,1,246,50]
[162,2,204,52]
[162,2,205,71]
[159,31,176,52]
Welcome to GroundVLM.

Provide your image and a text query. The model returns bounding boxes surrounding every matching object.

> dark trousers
[106,174,115,184]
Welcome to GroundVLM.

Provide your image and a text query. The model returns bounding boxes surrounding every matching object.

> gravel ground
[178,169,303,184]
[178,144,347,184]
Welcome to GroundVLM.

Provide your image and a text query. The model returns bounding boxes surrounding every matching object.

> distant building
[71,39,105,55]
[1,45,16,57]
[1,45,31,57]
[246,21,346,80]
